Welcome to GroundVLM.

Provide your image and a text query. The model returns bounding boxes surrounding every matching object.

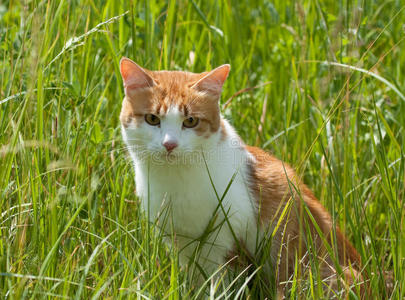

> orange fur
[246,146,363,296]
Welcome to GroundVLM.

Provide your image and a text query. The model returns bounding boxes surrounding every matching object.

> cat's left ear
[120,57,155,92]
[190,64,230,98]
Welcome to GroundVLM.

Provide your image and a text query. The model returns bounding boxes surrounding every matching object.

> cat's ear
[120,57,155,93]
[190,64,230,97]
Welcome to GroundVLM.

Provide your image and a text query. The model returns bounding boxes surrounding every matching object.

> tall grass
[1,0,404,298]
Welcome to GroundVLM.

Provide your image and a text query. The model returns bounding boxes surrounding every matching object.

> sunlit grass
[0,0,404,298]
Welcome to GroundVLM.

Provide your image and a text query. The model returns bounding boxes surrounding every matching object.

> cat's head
[119,57,229,163]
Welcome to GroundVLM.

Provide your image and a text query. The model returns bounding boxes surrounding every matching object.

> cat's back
[245,145,361,266]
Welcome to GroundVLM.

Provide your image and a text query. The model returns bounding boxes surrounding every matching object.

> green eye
[145,114,160,126]
[183,117,199,128]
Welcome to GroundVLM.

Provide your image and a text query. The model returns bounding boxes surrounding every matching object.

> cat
[119,57,363,297]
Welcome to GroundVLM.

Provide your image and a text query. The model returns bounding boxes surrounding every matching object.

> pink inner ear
[120,58,155,90]
[191,64,230,95]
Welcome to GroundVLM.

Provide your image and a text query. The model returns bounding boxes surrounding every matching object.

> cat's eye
[183,117,199,128]
[145,114,160,126]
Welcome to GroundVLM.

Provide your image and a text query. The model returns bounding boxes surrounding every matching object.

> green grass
[1,0,404,298]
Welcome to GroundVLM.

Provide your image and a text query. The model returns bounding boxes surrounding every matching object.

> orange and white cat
[119,57,362,297]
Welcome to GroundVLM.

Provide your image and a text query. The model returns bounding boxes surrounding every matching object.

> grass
[0,0,404,298]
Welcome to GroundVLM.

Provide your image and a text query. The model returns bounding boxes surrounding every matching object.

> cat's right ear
[120,57,155,95]
[190,64,230,98]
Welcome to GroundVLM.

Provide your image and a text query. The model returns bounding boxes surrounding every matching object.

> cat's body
[119,57,362,297]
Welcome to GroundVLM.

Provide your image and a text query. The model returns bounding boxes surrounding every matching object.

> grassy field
[1,0,404,298]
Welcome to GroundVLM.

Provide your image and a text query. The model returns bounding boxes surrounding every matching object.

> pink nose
[163,141,178,152]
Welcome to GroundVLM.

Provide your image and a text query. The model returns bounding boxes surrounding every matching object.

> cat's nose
[163,141,178,152]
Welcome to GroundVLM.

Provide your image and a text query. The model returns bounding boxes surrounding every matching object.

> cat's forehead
[148,70,210,114]
[151,71,204,97]
[152,70,204,83]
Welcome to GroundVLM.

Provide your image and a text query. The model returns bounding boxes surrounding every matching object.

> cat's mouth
[152,150,205,165]
[144,148,206,165]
